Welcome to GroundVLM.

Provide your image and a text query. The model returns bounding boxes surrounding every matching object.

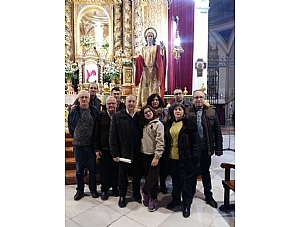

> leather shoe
[101,191,108,200]
[74,191,84,201]
[90,190,99,198]
[118,197,126,208]
[167,201,180,209]
[182,206,190,218]
[205,196,218,208]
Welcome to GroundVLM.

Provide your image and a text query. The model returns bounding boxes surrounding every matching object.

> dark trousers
[200,150,212,198]
[118,148,143,199]
[99,149,119,193]
[141,153,160,199]
[73,145,97,192]
[169,158,195,207]
[159,153,169,188]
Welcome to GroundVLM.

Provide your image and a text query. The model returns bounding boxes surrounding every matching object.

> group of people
[68,85,223,218]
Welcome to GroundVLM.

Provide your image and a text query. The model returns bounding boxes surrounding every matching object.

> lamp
[171,16,184,61]
[166,0,173,9]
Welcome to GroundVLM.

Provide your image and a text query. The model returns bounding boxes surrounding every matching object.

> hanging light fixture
[166,0,173,9]
[171,16,184,61]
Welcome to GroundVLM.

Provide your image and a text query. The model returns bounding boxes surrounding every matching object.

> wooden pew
[219,163,235,211]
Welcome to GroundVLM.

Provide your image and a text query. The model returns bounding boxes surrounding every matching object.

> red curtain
[167,0,195,94]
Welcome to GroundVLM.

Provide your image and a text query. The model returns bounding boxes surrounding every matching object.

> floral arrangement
[80,35,94,48]
[103,62,120,81]
[65,61,79,79]
[102,37,109,49]
[122,58,132,65]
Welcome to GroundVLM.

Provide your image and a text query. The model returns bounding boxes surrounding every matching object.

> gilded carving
[65,0,168,93]
[65,1,73,62]
[113,2,122,57]
[74,0,114,4]
[133,0,168,56]
[122,0,132,58]
[144,0,167,42]
[133,0,144,56]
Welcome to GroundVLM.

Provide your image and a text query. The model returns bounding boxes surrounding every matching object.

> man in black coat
[186,89,223,208]
[109,94,143,208]
[94,96,119,200]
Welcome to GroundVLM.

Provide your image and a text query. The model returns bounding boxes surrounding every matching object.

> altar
[65,0,169,97]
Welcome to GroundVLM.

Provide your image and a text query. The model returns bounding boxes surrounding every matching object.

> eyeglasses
[79,96,89,99]
[194,96,205,99]
[174,92,182,96]
[144,110,152,115]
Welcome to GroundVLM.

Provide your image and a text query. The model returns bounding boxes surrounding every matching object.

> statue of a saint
[135,27,166,107]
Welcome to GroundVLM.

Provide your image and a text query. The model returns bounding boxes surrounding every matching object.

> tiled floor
[65,135,235,227]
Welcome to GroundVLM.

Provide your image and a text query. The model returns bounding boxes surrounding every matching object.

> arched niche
[74,2,113,85]
[76,4,113,58]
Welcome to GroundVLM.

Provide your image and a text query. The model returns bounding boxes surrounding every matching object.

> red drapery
[167,0,195,94]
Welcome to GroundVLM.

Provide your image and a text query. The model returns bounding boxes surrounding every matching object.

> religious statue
[134,27,167,107]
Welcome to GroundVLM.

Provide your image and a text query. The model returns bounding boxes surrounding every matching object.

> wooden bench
[219,163,235,211]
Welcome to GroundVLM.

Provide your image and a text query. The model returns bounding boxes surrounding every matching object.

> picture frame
[123,66,133,85]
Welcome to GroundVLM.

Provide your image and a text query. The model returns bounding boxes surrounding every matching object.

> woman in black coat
[164,102,201,218]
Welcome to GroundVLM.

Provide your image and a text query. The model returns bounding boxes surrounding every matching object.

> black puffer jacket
[164,117,201,181]
[186,105,223,156]
[109,109,142,162]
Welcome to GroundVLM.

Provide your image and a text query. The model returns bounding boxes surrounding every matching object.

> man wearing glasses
[186,89,223,208]
[168,87,193,119]
[68,90,100,200]
[102,87,126,112]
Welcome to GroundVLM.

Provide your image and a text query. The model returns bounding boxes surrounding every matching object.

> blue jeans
[73,145,97,192]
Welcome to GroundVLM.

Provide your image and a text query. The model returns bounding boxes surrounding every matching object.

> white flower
[80,35,94,48]
[103,62,120,80]
[65,61,79,79]
[122,58,132,65]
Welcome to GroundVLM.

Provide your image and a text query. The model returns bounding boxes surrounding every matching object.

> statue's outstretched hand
[160,41,165,49]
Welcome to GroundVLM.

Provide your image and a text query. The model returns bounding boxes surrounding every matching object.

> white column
[192,0,209,93]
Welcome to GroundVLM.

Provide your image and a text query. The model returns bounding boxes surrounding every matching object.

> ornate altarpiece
[65,0,168,94]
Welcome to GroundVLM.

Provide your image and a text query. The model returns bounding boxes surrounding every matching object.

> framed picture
[83,60,99,83]
[123,66,133,85]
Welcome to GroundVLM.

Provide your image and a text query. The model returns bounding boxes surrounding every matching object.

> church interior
[65,0,235,126]
[65,0,235,226]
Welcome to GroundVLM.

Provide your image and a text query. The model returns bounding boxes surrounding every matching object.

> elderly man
[186,89,223,208]
[71,83,101,111]
[94,96,119,200]
[68,90,100,200]
[109,94,143,208]
[102,87,125,112]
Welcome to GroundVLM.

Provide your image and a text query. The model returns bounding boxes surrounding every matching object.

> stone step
[65,170,100,185]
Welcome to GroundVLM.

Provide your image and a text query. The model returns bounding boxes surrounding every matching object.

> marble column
[192,0,209,93]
